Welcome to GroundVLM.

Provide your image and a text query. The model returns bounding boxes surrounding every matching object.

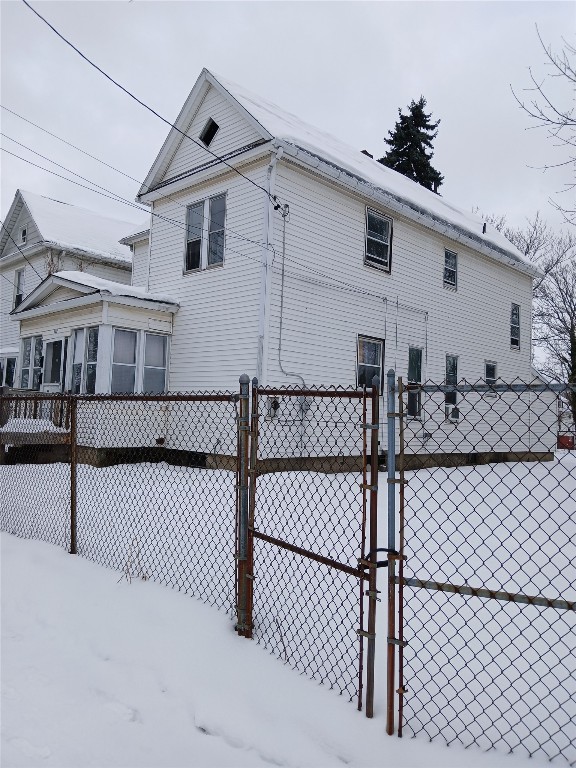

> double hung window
[44,340,65,387]
[20,335,43,389]
[445,354,458,420]
[443,250,457,288]
[365,208,392,272]
[511,304,520,349]
[407,347,423,418]
[14,269,24,309]
[185,194,226,272]
[357,336,384,390]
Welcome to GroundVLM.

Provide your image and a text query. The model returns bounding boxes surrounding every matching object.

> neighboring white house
[8,69,553,455]
[1,189,137,390]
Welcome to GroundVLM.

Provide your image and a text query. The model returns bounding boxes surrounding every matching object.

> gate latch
[359,548,399,569]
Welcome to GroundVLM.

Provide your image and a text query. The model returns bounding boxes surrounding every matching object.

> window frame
[21,227,27,244]
[71,326,99,394]
[407,346,423,419]
[443,249,458,289]
[184,193,227,274]
[14,268,24,309]
[445,353,459,421]
[364,207,392,273]
[485,360,497,398]
[199,117,220,147]
[110,328,139,395]
[109,327,170,395]
[356,334,384,392]
[510,303,520,350]
[20,335,43,390]
[0,356,17,388]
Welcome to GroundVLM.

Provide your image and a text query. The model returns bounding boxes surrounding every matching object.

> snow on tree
[378,97,444,193]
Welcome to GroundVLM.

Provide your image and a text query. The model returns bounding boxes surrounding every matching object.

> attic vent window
[21,227,27,244]
[199,118,219,147]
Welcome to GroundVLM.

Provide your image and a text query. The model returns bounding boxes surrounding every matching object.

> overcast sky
[1,1,574,233]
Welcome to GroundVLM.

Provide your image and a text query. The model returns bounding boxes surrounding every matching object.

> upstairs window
[445,353,459,420]
[199,118,219,147]
[407,347,423,418]
[511,303,520,349]
[185,194,226,272]
[357,335,383,390]
[365,208,392,272]
[21,227,27,244]
[14,268,24,309]
[444,249,457,288]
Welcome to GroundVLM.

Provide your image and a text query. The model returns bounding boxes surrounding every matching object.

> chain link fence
[395,379,575,765]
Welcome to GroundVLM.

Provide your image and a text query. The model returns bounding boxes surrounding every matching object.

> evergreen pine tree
[378,97,444,193]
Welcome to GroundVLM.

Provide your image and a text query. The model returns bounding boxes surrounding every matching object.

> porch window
[111,329,137,394]
[143,333,167,394]
[20,335,43,390]
[0,357,16,388]
[72,327,99,394]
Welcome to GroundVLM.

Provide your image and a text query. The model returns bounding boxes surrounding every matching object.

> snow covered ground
[1,532,559,768]
[1,454,574,766]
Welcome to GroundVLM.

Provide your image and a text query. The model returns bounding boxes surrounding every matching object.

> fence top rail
[257,386,366,398]
[407,382,575,394]
[1,392,237,403]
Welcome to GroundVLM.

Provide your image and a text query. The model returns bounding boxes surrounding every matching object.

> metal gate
[235,376,381,714]
[392,376,576,764]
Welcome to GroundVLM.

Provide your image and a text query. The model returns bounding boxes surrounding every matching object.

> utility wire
[0,220,44,279]
[21,0,281,209]
[2,144,426,313]
[0,104,142,184]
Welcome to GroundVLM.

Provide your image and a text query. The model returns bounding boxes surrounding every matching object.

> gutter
[272,139,543,281]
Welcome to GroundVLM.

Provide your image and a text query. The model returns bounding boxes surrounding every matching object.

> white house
[8,70,553,456]
[0,189,137,390]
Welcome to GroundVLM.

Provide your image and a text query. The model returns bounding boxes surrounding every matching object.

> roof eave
[273,139,542,280]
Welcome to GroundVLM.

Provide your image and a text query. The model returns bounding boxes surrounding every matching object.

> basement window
[199,118,219,147]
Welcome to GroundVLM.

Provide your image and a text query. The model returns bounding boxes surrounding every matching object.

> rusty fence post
[386,368,397,735]
[69,395,78,555]
[236,374,250,636]
[365,375,380,717]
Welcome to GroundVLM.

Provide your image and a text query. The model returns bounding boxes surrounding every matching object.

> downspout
[278,203,306,388]
[146,202,154,292]
[257,148,282,382]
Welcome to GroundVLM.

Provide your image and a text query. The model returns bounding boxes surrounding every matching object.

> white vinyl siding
[162,85,263,181]
[146,160,266,390]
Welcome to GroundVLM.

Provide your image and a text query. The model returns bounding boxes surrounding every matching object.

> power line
[2,143,422,311]
[21,0,282,210]
[0,104,142,184]
[0,220,44,279]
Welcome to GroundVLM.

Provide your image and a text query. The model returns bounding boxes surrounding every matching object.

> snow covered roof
[1,190,137,265]
[119,221,150,245]
[141,68,538,276]
[12,270,179,316]
[51,271,178,305]
[211,72,535,272]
